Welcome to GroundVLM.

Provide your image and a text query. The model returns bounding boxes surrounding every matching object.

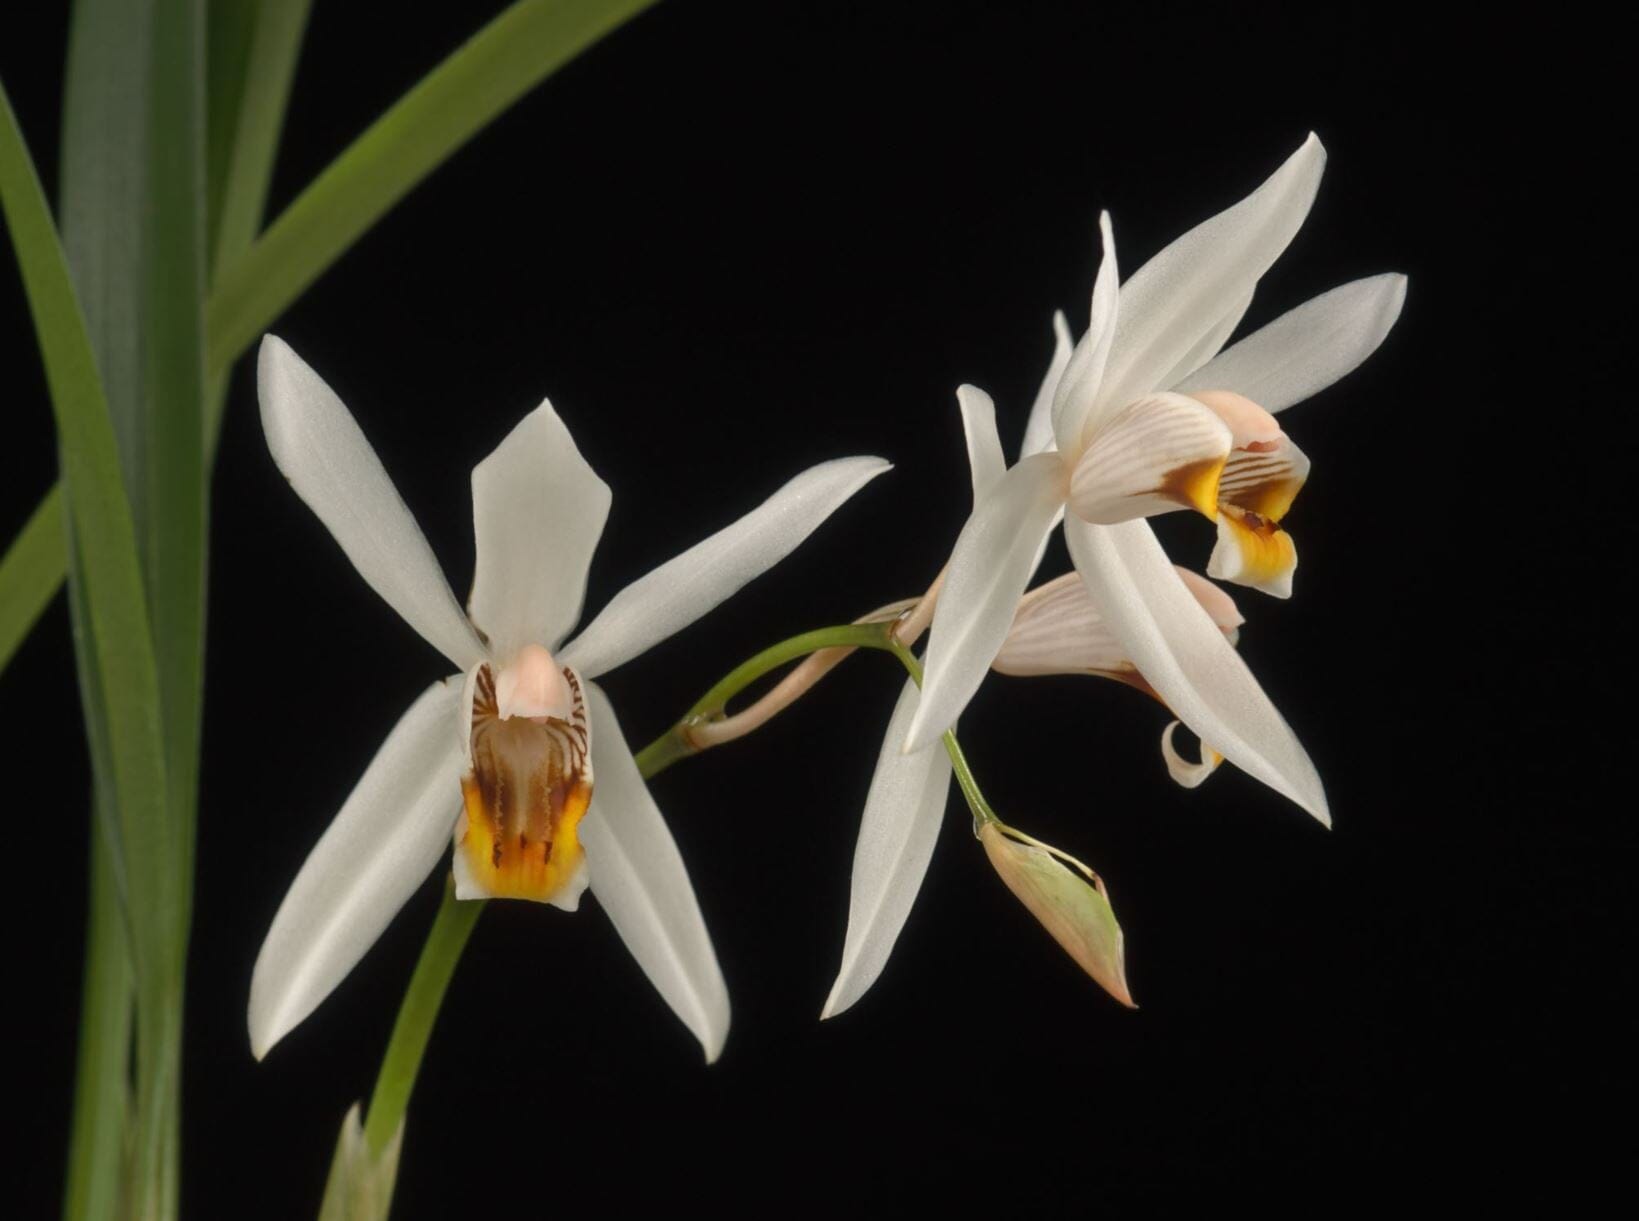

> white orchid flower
[827,134,1406,1016]
[905,133,1407,830]
[248,336,889,1063]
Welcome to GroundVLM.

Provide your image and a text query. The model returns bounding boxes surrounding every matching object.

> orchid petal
[1162,721,1224,788]
[904,454,1066,753]
[561,457,890,680]
[994,572,1130,677]
[1019,310,1073,459]
[1176,274,1407,413]
[996,567,1242,678]
[1064,516,1328,824]
[468,399,611,661]
[1208,510,1299,599]
[248,682,463,1059]
[257,337,486,671]
[1067,393,1232,524]
[822,678,953,1019]
[1053,211,1120,452]
[1159,287,1254,391]
[957,385,1006,502]
[1099,134,1326,411]
[579,683,730,1062]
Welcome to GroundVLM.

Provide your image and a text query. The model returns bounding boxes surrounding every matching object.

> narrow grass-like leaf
[0,84,170,936]
[0,486,64,672]
[62,826,134,1221]
[208,0,314,284]
[205,0,660,392]
[1,78,176,1217]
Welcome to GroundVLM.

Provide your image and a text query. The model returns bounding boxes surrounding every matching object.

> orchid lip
[455,658,593,906]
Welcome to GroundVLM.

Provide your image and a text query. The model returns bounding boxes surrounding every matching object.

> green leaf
[205,0,660,397]
[55,1,209,1211]
[0,54,173,1102]
[0,486,65,673]
[207,0,314,285]
[62,826,135,1221]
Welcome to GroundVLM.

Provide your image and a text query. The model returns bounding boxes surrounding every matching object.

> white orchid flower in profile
[248,336,889,1063]
[823,399,1239,1019]
[827,134,1406,1016]
[905,133,1407,829]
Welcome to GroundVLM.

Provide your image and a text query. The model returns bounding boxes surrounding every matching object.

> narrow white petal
[823,679,953,1019]
[1099,135,1327,411]
[1067,393,1232,524]
[1064,516,1328,824]
[905,454,1066,753]
[468,399,611,660]
[257,337,487,671]
[1019,310,1074,459]
[579,683,730,1061]
[957,385,1006,502]
[561,456,890,679]
[1175,273,1408,413]
[1159,288,1255,391]
[1052,212,1120,452]
[248,682,463,1059]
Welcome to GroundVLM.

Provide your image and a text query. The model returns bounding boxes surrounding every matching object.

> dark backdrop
[3,2,1625,1213]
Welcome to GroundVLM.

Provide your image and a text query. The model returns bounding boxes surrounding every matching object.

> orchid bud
[979,822,1135,1008]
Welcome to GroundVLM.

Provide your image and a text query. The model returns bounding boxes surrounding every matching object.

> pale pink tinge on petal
[1067,393,1233,525]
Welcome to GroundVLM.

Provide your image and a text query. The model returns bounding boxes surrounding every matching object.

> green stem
[360,878,483,1157]
[359,619,1005,1162]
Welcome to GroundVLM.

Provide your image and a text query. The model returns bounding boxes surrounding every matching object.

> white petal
[468,399,611,660]
[1159,288,1254,391]
[994,572,1130,677]
[1019,310,1074,459]
[561,456,890,679]
[1099,135,1327,411]
[257,337,486,671]
[1175,274,1408,413]
[1063,516,1328,824]
[996,566,1242,677]
[904,454,1066,753]
[1161,721,1224,788]
[957,385,1006,502]
[579,682,730,1062]
[822,679,953,1019]
[248,682,463,1059]
[1052,211,1120,453]
[1067,393,1232,524]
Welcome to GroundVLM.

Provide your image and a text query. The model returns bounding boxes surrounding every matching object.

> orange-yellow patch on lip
[1216,505,1297,592]
[1156,455,1227,520]
[458,768,590,902]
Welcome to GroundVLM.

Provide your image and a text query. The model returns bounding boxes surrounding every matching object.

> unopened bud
[979,822,1135,1008]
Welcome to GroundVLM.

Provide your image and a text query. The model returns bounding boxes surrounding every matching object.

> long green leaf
[0,485,65,672]
[62,824,135,1221]
[0,68,172,1065]
[55,0,208,1211]
[208,0,315,285]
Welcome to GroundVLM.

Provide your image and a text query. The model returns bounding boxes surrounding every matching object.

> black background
[3,2,1627,1213]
